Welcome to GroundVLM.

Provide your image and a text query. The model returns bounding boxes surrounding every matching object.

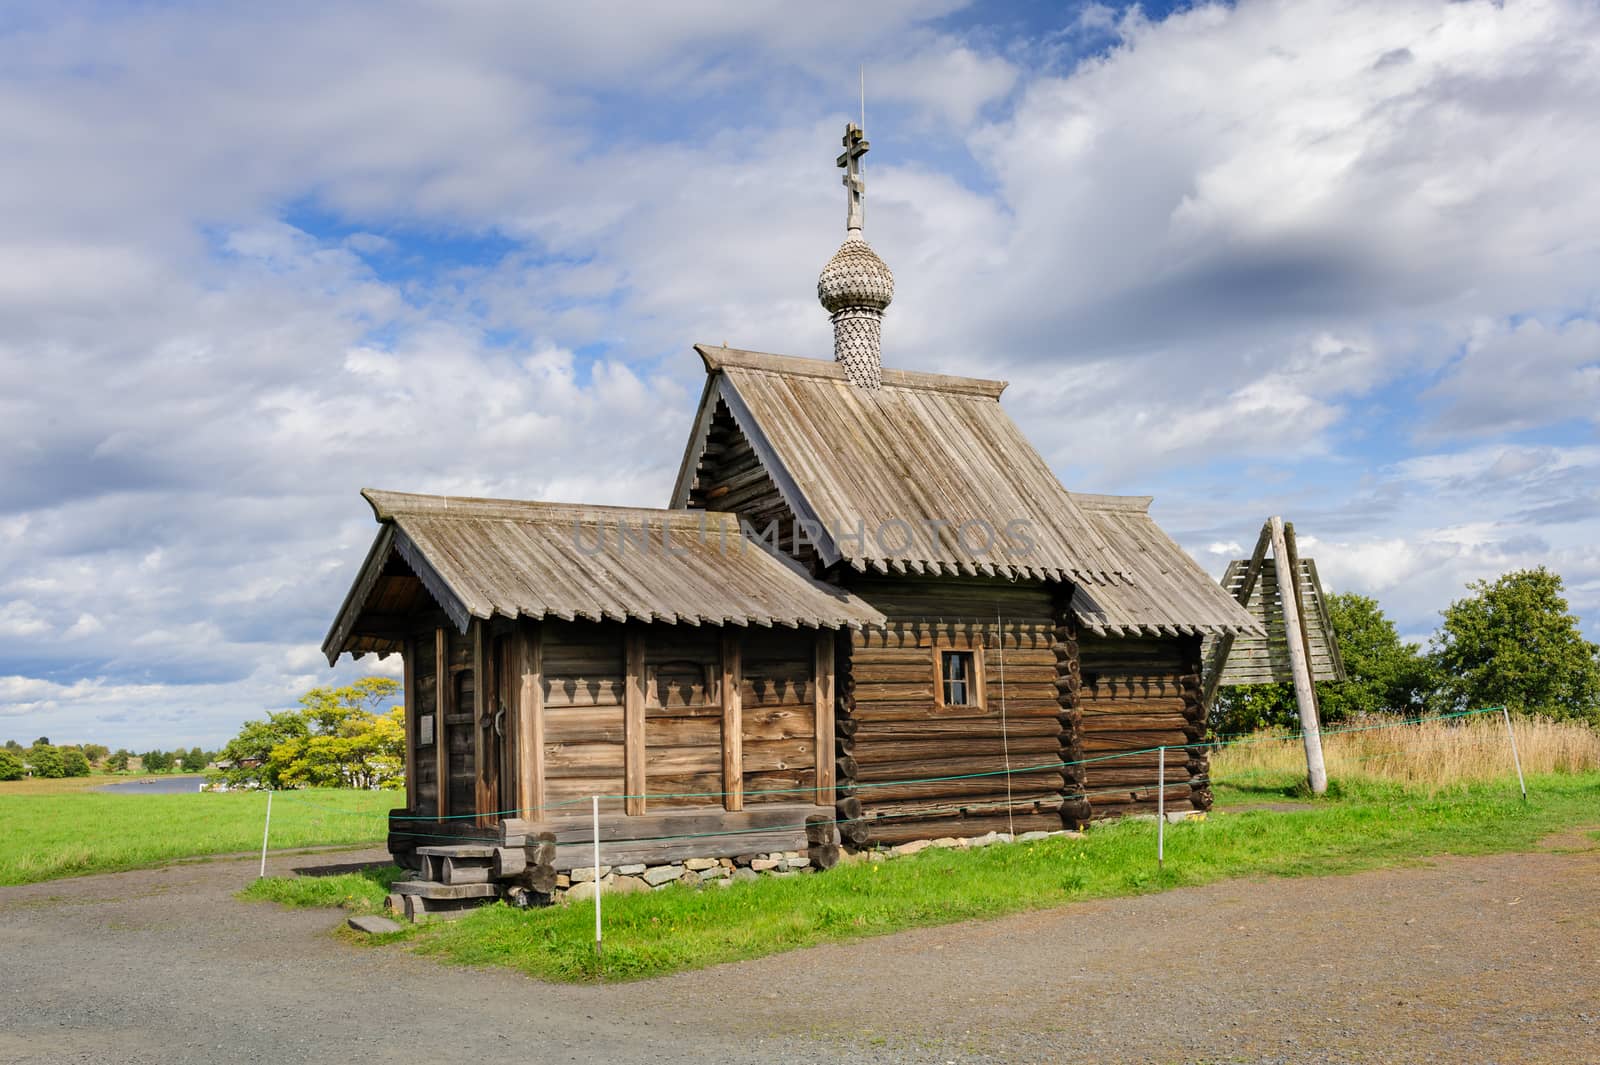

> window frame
[932,644,987,712]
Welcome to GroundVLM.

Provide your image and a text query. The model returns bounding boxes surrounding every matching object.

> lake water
[96,775,208,795]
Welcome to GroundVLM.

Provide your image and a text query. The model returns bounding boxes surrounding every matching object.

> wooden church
[323,123,1259,891]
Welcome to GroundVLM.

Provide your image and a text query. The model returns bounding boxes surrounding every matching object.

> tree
[3,739,22,753]
[184,746,209,771]
[1431,567,1600,723]
[81,743,110,764]
[107,749,130,772]
[1212,592,1440,734]
[141,750,171,773]
[28,742,63,779]
[221,678,404,790]
[0,749,23,781]
[60,748,91,777]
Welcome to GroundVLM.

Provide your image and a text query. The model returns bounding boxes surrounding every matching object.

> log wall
[1077,634,1210,817]
[412,635,439,816]
[838,578,1066,845]
[443,628,477,820]
[739,628,817,805]
[686,399,820,571]
[540,620,629,813]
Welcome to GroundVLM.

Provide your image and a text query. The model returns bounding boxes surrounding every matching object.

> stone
[570,865,611,883]
[867,851,885,863]
[610,876,650,895]
[566,881,598,902]
[383,893,404,915]
[718,857,734,868]
[642,865,684,887]
[616,864,647,876]
[732,853,756,867]
[928,837,961,849]
[784,857,811,870]
[715,878,734,889]
[680,870,702,888]
[555,874,571,888]
[347,915,403,935]
[1017,830,1051,843]
[732,867,759,883]
[684,857,719,871]
[889,840,931,858]
[769,870,797,878]
[750,858,781,871]
[698,865,728,880]
[967,832,1002,848]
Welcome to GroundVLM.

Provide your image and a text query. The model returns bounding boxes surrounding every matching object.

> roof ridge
[695,344,1007,399]
[1069,492,1155,513]
[362,489,741,529]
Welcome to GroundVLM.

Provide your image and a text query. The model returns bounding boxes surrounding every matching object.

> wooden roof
[1067,494,1263,637]
[672,345,1133,585]
[1204,555,1346,687]
[322,489,886,664]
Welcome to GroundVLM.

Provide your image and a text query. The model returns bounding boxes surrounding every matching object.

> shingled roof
[323,489,885,664]
[1067,494,1262,637]
[671,345,1132,585]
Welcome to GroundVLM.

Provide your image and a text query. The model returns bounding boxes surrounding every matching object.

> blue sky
[3,0,1599,746]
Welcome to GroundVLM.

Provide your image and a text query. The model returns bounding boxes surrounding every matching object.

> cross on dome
[837,123,869,233]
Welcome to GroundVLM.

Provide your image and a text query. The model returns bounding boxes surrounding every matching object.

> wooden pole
[814,631,835,807]
[402,637,417,813]
[592,794,603,964]
[435,627,449,821]
[1270,516,1327,794]
[518,622,544,818]
[722,630,743,812]
[624,629,646,816]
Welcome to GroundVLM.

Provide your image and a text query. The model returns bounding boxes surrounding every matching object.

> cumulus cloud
[3,0,1600,744]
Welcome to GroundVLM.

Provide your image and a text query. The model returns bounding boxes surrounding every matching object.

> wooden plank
[721,629,743,812]
[435,627,449,822]
[402,636,417,813]
[815,630,835,806]
[472,621,492,828]
[624,628,646,815]
[519,621,544,818]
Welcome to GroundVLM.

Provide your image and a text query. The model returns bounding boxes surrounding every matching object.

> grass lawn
[0,785,401,886]
[244,770,1599,983]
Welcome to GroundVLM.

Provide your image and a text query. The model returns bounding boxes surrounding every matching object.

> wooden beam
[434,627,449,822]
[1270,516,1326,794]
[624,628,646,816]
[721,629,743,812]
[1202,520,1274,706]
[472,621,490,827]
[402,636,417,813]
[814,630,836,806]
[519,621,545,819]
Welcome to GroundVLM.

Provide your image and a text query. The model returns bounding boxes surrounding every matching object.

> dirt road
[2,837,1596,1064]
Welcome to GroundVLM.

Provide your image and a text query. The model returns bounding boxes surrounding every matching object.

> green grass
[240,864,405,913]
[247,771,1598,983]
[0,787,401,885]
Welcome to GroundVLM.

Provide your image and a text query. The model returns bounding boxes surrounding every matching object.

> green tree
[29,742,64,779]
[107,749,130,772]
[221,678,404,790]
[60,748,92,777]
[0,749,23,781]
[81,743,110,764]
[3,739,22,754]
[141,750,171,773]
[1213,592,1440,733]
[183,746,209,771]
[1431,567,1600,722]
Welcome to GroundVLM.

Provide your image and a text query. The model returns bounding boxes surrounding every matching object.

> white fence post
[592,794,603,962]
[1501,707,1527,803]
[258,790,273,879]
[1156,746,1166,871]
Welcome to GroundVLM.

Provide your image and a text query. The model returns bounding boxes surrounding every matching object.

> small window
[940,650,976,706]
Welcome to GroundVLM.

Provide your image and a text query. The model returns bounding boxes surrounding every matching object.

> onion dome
[818,236,895,314]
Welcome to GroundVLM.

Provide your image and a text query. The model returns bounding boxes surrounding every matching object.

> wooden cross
[836,123,869,232]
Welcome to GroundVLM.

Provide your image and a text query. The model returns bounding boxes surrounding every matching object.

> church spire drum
[818,123,894,389]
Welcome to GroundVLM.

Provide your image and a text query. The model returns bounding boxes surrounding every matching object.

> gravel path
[2,834,1597,1064]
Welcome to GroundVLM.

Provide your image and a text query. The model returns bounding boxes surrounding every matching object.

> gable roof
[1066,494,1262,638]
[322,489,885,664]
[671,345,1132,585]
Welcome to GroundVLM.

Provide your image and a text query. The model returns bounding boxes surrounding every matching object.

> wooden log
[808,842,841,870]
[850,717,1063,740]
[863,792,1064,821]
[853,755,1064,784]
[624,629,646,815]
[851,773,1066,805]
[492,847,527,879]
[442,858,492,886]
[846,735,1060,764]
[835,796,869,846]
[721,628,743,812]
[864,811,1063,846]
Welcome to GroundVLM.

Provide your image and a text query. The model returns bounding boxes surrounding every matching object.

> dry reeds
[1210,713,1600,792]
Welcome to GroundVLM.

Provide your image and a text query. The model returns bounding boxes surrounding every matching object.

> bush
[60,749,91,777]
[28,744,64,779]
[0,750,23,781]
